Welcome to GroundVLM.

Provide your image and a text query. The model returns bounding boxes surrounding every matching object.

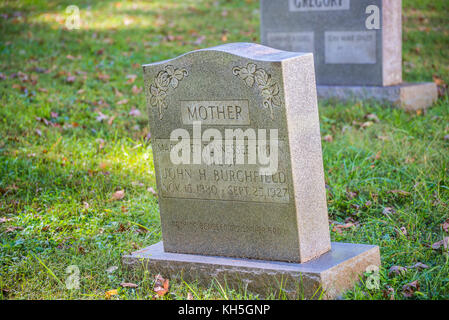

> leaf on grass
[126,74,137,84]
[365,113,380,123]
[383,286,395,300]
[5,226,23,233]
[96,112,109,122]
[147,187,158,197]
[117,99,128,105]
[382,207,396,215]
[112,190,125,201]
[187,292,194,300]
[153,274,169,297]
[0,217,13,223]
[410,262,429,271]
[431,237,449,250]
[332,222,356,234]
[106,266,118,274]
[120,282,138,288]
[402,280,419,298]
[388,265,407,277]
[129,107,141,117]
[322,135,333,142]
[388,190,411,196]
[105,289,118,299]
[441,219,449,233]
[132,85,142,94]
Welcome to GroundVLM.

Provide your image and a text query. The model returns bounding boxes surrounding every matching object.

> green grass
[0,0,448,300]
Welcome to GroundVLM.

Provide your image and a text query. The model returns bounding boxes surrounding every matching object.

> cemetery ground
[0,0,448,300]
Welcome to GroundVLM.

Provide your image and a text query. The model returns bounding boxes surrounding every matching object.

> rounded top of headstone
[143,42,312,68]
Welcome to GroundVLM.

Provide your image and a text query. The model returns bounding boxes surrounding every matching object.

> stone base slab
[122,241,380,299]
[317,82,438,111]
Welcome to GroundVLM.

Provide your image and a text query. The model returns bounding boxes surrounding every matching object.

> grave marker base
[317,82,438,110]
[122,241,380,299]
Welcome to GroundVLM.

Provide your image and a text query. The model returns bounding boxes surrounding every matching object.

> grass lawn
[0,0,448,300]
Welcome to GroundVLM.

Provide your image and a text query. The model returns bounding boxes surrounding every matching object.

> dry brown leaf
[431,237,449,250]
[388,265,407,277]
[410,262,429,271]
[383,286,395,300]
[112,190,125,201]
[129,107,141,117]
[441,219,449,233]
[153,274,170,297]
[105,289,118,298]
[323,135,333,142]
[131,85,142,94]
[120,282,138,288]
[147,187,158,197]
[332,222,356,234]
[402,280,419,298]
[388,190,411,196]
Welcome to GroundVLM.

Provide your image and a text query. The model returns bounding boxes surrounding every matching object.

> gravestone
[123,43,380,299]
[260,0,437,110]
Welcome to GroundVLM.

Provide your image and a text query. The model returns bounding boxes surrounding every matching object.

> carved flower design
[233,63,281,120]
[149,65,188,119]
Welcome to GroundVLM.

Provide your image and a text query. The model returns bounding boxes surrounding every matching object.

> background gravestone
[260,0,437,110]
[123,43,380,299]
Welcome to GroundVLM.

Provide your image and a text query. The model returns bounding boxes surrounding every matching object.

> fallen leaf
[388,190,411,196]
[153,274,169,297]
[410,262,429,271]
[96,112,109,122]
[106,266,118,273]
[402,280,420,298]
[194,35,206,45]
[382,207,396,215]
[397,226,407,236]
[431,237,449,250]
[383,286,395,300]
[147,187,158,197]
[129,107,141,117]
[388,265,407,277]
[441,219,449,233]
[187,292,194,300]
[126,74,137,84]
[35,129,42,136]
[112,190,125,201]
[323,135,333,142]
[332,222,356,234]
[105,289,118,299]
[131,85,142,94]
[365,113,380,123]
[0,217,13,223]
[120,282,138,288]
[83,201,89,210]
[117,99,128,105]
[107,115,116,126]
[97,73,110,82]
[5,226,23,233]
[361,121,374,129]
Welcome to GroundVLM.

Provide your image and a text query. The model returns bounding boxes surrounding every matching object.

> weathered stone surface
[142,43,330,263]
[317,82,438,110]
[122,241,381,299]
[260,0,402,86]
